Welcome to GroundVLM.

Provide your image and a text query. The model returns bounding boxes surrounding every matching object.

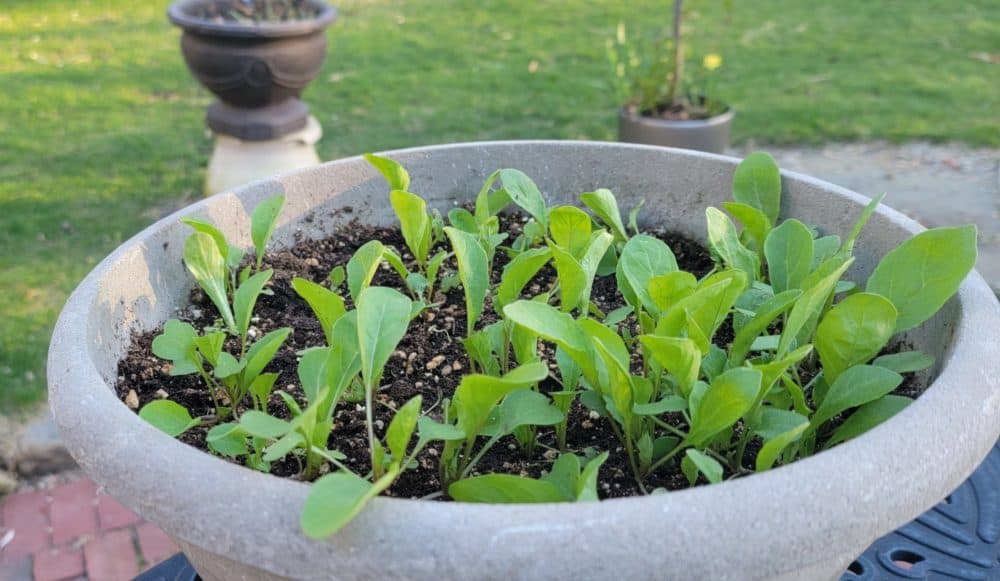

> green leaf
[542,453,581,500]
[263,431,305,462]
[139,400,201,437]
[618,234,679,314]
[729,289,802,365]
[755,410,809,471]
[356,287,412,390]
[184,231,236,332]
[390,190,432,264]
[328,265,346,288]
[633,395,688,415]
[291,277,347,345]
[297,347,329,404]
[502,300,593,380]
[811,235,841,270]
[722,202,772,254]
[873,351,934,374]
[764,219,814,294]
[249,372,279,410]
[192,332,225,367]
[364,153,410,191]
[233,270,272,337]
[581,189,629,242]
[576,452,609,501]
[240,327,291,386]
[638,335,700,397]
[301,466,398,538]
[812,365,903,427]
[325,313,362,409]
[449,474,566,503]
[239,410,292,438]
[386,395,422,462]
[346,240,384,303]
[815,293,898,384]
[500,169,548,228]
[417,416,466,442]
[683,449,723,484]
[444,227,490,333]
[548,206,592,256]
[866,225,977,332]
[706,207,759,283]
[687,367,761,447]
[484,390,563,436]
[448,207,479,233]
[841,193,885,256]
[825,395,912,448]
[496,247,551,312]
[647,271,697,313]
[213,352,243,378]
[628,200,645,236]
[453,362,549,439]
[732,151,781,223]
[206,422,248,457]
[251,195,285,269]
[549,231,614,313]
[777,258,854,358]
[151,320,199,375]
[180,217,230,264]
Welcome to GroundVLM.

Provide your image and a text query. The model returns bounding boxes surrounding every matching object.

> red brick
[33,545,84,581]
[83,529,138,581]
[1,490,50,557]
[135,522,178,566]
[49,479,98,546]
[96,495,141,531]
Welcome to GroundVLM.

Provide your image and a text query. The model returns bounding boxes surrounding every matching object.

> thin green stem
[460,433,504,480]
[647,439,689,475]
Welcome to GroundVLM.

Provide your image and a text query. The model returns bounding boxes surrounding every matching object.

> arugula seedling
[416,362,553,487]
[449,452,609,503]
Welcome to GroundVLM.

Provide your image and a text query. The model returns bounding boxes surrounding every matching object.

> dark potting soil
[190,0,322,24]
[115,216,923,500]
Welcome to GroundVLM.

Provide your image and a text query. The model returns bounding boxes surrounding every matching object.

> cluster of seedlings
[129,152,976,537]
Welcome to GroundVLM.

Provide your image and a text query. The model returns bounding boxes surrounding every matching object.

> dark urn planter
[618,106,734,154]
[168,0,337,141]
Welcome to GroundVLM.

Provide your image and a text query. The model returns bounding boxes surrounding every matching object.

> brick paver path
[0,477,178,581]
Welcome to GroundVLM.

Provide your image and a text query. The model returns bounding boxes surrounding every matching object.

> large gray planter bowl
[48,141,1000,581]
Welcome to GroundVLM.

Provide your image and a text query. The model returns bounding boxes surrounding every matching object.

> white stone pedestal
[205,116,322,196]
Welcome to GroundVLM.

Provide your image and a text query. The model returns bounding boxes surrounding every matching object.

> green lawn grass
[0,0,996,412]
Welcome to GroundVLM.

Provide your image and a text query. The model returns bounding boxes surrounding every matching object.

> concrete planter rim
[168,0,337,39]
[619,105,735,129]
[48,140,1000,579]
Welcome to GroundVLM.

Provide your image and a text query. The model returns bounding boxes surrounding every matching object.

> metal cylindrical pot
[168,0,337,140]
[618,107,734,154]
[48,141,1000,581]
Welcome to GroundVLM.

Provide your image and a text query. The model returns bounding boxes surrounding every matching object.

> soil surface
[115,215,924,500]
[190,0,321,24]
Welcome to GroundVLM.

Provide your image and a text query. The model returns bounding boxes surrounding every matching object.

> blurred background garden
[1,0,997,413]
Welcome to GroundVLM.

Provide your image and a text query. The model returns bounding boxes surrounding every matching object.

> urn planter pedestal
[167,0,336,194]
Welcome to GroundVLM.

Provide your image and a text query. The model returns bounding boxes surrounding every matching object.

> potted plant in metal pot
[168,0,337,141]
[48,142,1000,581]
[611,0,733,153]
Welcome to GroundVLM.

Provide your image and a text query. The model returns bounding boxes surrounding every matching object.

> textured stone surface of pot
[48,141,1000,581]
[619,107,734,154]
[168,0,337,140]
